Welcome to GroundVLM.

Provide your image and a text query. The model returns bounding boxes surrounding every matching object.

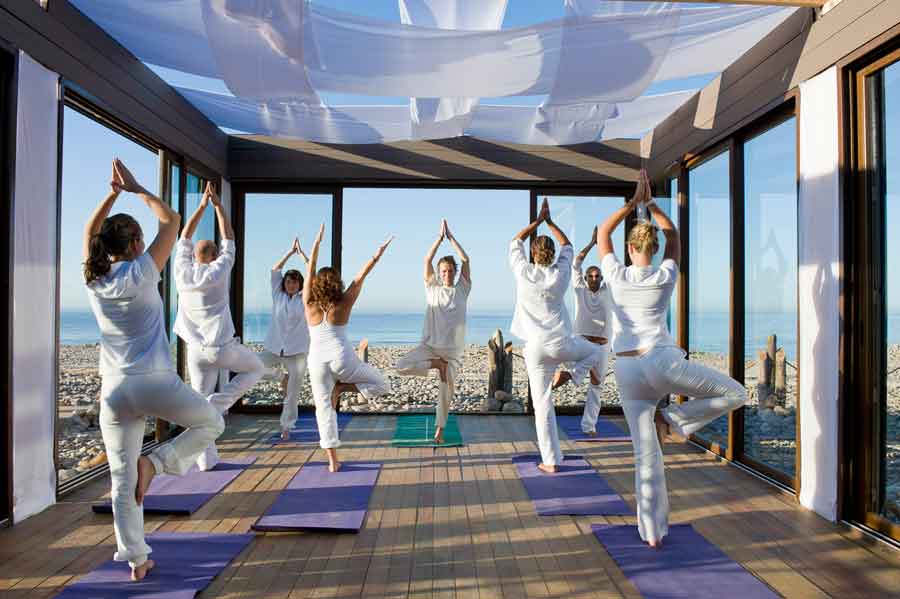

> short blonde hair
[437,255,457,273]
[627,222,660,256]
[532,235,556,266]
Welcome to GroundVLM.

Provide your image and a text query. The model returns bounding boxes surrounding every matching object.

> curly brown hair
[532,235,556,266]
[627,222,660,256]
[309,267,344,309]
[83,213,142,284]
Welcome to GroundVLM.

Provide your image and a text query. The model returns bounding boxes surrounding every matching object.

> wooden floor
[1,414,898,598]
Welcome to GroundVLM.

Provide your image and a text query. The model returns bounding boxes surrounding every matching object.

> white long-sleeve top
[508,239,574,345]
[86,253,173,376]
[572,255,610,338]
[421,273,471,354]
[173,238,236,347]
[600,253,678,353]
[264,269,310,356]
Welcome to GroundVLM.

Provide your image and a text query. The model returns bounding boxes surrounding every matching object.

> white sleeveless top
[308,309,350,362]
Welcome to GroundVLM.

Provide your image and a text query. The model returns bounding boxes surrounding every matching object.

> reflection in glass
[688,151,731,449]
[742,118,798,479]
[667,178,679,340]
[168,163,181,372]
[58,107,160,483]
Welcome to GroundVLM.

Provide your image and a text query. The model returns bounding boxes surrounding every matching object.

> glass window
[58,106,161,484]
[167,163,181,372]
[742,118,798,479]
[241,193,333,409]
[667,178,680,340]
[688,151,731,449]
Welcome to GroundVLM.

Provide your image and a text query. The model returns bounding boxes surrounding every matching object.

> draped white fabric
[12,51,59,522]
[798,66,841,523]
[70,0,796,144]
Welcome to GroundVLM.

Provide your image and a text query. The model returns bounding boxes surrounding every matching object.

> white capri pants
[186,339,266,413]
[259,351,309,431]
[394,344,460,428]
[569,341,610,434]
[99,372,225,568]
[308,346,390,449]
[525,336,602,466]
[615,346,747,544]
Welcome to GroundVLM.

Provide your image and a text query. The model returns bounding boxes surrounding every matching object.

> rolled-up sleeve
[271,269,283,300]
[572,255,585,289]
[174,239,195,290]
[508,240,527,277]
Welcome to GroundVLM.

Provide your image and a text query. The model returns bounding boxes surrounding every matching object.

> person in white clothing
[395,219,471,444]
[509,199,602,474]
[84,159,224,582]
[304,224,393,472]
[174,183,264,470]
[260,237,311,439]
[598,169,747,548]
[571,226,612,435]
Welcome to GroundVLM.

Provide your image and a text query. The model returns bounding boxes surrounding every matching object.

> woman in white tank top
[598,169,747,548]
[303,224,393,472]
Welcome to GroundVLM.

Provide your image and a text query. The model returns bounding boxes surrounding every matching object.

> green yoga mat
[392,414,464,447]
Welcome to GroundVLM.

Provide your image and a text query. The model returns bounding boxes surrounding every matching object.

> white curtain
[12,51,59,522]
[798,66,840,522]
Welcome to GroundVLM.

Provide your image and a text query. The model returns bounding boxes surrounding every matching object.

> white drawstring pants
[615,346,747,544]
[99,372,224,568]
[394,344,460,428]
[259,350,309,431]
[308,346,390,448]
[580,343,610,434]
[525,336,602,466]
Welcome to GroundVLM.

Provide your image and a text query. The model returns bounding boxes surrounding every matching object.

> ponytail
[83,234,111,284]
[83,213,142,284]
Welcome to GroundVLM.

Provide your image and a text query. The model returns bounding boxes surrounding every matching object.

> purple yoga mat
[92,457,256,515]
[512,454,632,516]
[53,531,253,599]
[558,415,631,442]
[592,524,779,599]
[269,412,353,444]
[252,461,381,533]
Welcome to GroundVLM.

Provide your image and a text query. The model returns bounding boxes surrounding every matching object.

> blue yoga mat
[269,412,353,444]
[92,457,256,515]
[557,414,630,442]
[252,461,381,533]
[512,454,632,516]
[54,532,253,598]
[592,524,779,599]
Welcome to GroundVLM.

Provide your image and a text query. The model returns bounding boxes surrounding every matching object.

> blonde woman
[598,169,746,548]
[84,160,224,581]
[260,237,310,440]
[395,219,471,444]
[509,199,602,473]
[304,224,393,472]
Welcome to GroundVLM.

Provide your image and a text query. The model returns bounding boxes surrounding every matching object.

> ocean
[56,309,863,358]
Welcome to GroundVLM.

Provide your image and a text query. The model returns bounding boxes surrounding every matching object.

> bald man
[174,183,264,470]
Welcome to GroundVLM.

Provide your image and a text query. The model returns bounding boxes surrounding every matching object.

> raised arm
[83,160,122,260]
[180,188,209,240]
[208,183,234,241]
[424,221,444,283]
[648,200,680,266]
[578,226,598,262]
[513,198,549,241]
[544,210,571,248]
[295,238,310,265]
[273,238,298,272]
[116,159,180,272]
[303,224,325,305]
[343,236,394,306]
[444,219,470,283]
[597,169,648,260]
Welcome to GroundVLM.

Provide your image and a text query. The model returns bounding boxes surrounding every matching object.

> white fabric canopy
[70,0,796,144]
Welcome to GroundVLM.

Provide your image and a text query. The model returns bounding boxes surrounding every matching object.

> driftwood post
[758,334,777,408]
[487,329,504,399]
[502,342,514,394]
[355,338,369,405]
[774,348,786,403]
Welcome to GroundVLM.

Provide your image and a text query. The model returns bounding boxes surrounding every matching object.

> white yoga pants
[308,346,390,449]
[579,342,610,434]
[186,339,265,413]
[99,372,225,568]
[615,346,747,544]
[395,344,460,428]
[524,336,601,466]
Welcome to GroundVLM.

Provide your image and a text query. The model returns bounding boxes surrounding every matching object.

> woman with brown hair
[303,224,393,472]
[84,159,224,581]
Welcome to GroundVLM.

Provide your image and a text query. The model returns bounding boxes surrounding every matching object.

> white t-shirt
[264,269,310,356]
[600,253,678,353]
[421,273,471,353]
[508,239,573,345]
[173,238,236,347]
[572,256,610,338]
[86,253,173,376]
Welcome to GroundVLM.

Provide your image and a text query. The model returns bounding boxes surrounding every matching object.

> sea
[56,309,869,358]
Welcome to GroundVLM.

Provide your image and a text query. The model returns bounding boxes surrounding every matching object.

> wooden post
[355,338,369,405]
[487,329,505,399]
[775,348,786,403]
[502,342,514,394]
[757,349,774,408]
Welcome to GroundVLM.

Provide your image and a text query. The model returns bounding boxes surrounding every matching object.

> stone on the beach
[57,468,78,483]
[494,390,515,403]
[501,399,524,413]
[774,405,791,417]
[481,397,502,412]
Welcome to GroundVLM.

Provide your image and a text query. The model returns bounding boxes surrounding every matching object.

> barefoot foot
[135,455,156,505]
[433,426,444,444]
[537,463,558,474]
[551,371,572,390]
[281,429,291,441]
[647,539,663,549]
[328,460,342,473]
[585,430,598,437]
[131,559,155,581]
